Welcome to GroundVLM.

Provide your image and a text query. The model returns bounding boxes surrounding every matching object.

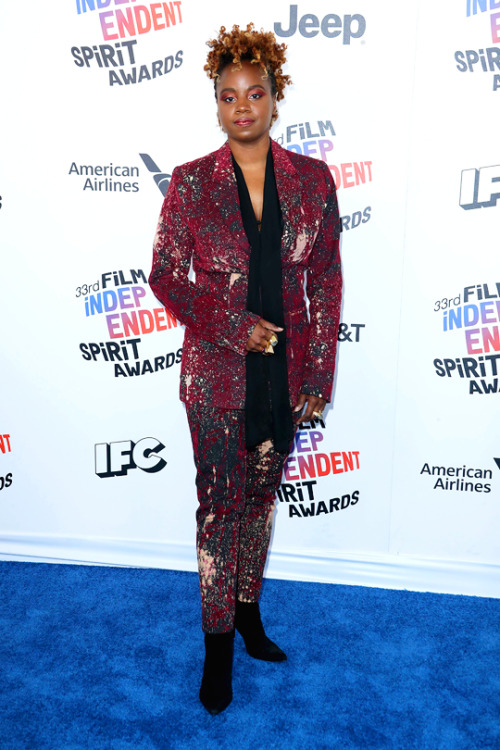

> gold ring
[312,410,324,420]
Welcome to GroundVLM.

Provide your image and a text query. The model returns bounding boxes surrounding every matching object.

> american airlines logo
[459,164,500,209]
[140,153,171,196]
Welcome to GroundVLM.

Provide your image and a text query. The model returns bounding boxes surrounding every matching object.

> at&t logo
[95,437,167,477]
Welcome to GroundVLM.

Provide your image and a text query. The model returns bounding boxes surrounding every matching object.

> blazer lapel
[209,139,312,270]
[211,142,251,267]
[270,139,303,261]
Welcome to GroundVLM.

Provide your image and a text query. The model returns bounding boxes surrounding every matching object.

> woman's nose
[235,98,249,113]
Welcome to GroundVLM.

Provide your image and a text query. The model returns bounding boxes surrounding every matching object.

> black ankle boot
[199,630,234,715]
[235,600,287,662]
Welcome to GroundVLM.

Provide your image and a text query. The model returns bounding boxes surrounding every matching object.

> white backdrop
[1,1,498,597]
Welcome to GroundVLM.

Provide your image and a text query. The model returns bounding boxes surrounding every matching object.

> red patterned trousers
[186,406,292,634]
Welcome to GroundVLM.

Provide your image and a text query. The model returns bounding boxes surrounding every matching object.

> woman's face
[216,60,275,146]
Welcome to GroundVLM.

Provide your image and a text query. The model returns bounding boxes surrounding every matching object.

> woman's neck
[229,135,271,170]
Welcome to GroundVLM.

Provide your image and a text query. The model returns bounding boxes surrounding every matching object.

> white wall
[1,0,498,597]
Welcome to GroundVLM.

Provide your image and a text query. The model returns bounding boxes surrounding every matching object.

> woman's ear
[271,96,278,124]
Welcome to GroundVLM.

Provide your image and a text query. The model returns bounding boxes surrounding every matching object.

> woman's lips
[234,118,254,126]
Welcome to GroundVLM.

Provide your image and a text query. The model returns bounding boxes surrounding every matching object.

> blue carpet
[0,563,498,749]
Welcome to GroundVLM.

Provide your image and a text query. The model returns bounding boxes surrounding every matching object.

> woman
[149,23,342,715]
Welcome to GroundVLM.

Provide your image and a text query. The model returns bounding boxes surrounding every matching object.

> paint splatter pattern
[187,406,291,633]
[149,139,342,409]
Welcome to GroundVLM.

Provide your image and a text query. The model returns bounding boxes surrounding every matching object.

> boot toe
[199,684,233,715]
[246,636,287,662]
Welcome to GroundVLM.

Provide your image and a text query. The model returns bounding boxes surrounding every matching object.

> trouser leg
[186,406,246,634]
[236,438,290,603]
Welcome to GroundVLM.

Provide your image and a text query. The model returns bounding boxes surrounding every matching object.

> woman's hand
[246,318,283,354]
[293,394,327,424]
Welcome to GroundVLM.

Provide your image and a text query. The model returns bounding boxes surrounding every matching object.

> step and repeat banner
[1,1,498,597]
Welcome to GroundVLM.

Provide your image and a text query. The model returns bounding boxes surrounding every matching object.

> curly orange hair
[205,23,291,121]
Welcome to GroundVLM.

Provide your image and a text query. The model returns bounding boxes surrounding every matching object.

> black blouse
[232,147,294,454]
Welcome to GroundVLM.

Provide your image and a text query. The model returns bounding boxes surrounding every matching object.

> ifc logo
[459,165,500,209]
[95,437,167,478]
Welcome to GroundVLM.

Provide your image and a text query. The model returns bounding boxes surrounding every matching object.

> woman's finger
[294,395,327,423]
[259,318,283,333]
[246,320,282,351]
[293,393,306,421]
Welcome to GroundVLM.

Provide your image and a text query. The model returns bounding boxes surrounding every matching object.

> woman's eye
[222,96,235,103]
[250,93,262,100]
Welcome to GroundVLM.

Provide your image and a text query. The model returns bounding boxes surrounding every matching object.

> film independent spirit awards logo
[455,0,500,91]
[277,418,361,520]
[71,0,184,87]
[433,281,500,394]
[76,268,182,379]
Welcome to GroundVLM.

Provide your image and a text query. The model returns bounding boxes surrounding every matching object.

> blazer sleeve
[148,167,260,356]
[301,164,342,401]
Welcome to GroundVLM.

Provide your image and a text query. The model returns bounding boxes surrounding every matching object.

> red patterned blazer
[149,138,342,410]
